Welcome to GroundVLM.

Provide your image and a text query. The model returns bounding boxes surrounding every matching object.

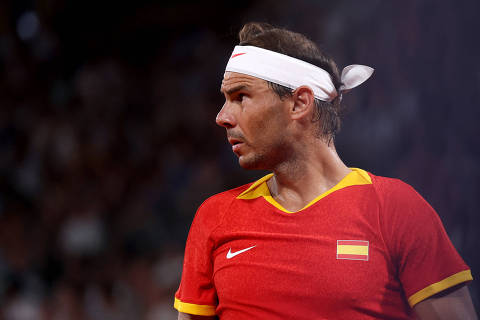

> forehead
[220,72,268,93]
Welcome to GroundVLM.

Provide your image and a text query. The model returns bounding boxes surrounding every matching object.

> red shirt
[174,168,472,319]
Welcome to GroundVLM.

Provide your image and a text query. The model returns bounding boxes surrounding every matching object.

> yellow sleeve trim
[174,297,216,316]
[408,269,473,307]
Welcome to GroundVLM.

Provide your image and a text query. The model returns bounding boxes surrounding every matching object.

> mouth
[228,137,242,146]
[227,137,244,154]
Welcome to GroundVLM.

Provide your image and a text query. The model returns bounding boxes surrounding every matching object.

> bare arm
[414,285,478,320]
[178,312,218,320]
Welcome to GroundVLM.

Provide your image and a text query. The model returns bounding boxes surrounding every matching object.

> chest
[211,196,403,318]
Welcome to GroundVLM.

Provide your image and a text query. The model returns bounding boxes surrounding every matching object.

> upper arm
[377,179,472,305]
[414,285,478,320]
[174,196,225,316]
[178,312,218,320]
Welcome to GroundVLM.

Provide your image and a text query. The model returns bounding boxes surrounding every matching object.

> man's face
[217,71,292,170]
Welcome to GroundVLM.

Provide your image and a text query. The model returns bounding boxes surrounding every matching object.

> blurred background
[0,0,479,319]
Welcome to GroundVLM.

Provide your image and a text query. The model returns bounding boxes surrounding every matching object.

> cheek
[262,103,289,131]
[242,96,288,141]
[245,112,271,138]
[252,113,287,146]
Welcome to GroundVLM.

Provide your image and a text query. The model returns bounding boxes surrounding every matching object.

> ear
[290,86,315,120]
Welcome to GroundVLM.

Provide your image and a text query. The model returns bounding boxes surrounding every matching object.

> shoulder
[192,181,254,228]
[198,182,252,212]
[369,173,417,195]
[185,182,255,242]
[367,172,440,232]
[368,172,428,208]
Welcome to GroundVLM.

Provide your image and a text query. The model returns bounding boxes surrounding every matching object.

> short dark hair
[238,22,343,140]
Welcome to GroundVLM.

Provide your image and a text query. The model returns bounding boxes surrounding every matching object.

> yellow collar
[236,168,372,213]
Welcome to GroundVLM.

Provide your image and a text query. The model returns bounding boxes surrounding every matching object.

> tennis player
[174,22,477,320]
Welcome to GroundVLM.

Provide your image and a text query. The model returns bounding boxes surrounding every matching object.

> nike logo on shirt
[226,246,256,259]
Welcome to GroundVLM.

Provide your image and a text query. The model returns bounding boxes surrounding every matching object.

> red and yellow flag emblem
[336,240,369,261]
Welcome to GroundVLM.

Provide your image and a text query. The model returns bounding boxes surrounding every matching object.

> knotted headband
[225,45,374,102]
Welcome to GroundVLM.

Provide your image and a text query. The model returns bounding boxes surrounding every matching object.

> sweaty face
[217,72,292,170]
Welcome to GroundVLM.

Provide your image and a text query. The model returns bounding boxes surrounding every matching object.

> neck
[266,140,351,212]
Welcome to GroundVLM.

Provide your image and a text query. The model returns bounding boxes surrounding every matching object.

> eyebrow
[221,85,248,96]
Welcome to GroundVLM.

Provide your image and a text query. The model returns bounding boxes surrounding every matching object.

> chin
[238,160,255,170]
[238,154,266,170]
[238,157,252,169]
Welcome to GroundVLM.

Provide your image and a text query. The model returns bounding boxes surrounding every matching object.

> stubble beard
[238,139,291,171]
[238,152,267,170]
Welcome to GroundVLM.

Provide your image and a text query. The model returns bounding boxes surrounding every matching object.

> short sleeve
[174,197,221,316]
[378,178,472,307]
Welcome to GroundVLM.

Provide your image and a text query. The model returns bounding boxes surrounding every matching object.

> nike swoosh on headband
[225,45,373,102]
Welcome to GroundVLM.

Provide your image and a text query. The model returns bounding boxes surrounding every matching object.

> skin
[178,71,478,319]
[413,285,477,320]
[217,72,292,171]
[216,71,351,212]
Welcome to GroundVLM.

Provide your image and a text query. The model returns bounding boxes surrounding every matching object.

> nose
[216,103,236,128]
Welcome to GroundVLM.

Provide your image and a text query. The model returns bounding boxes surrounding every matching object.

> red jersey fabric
[174,168,472,319]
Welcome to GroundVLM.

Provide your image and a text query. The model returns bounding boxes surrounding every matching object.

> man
[174,22,477,319]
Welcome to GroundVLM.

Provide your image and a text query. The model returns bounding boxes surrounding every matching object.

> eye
[237,93,246,101]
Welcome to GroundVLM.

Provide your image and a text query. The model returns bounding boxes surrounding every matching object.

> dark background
[0,0,478,318]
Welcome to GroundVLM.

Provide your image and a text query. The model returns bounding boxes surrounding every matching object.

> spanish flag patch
[336,240,369,261]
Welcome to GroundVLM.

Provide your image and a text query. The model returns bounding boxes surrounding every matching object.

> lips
[227,137,244,154]
[228,137,242,146]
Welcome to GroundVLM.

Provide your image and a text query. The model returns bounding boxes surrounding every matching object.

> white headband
[225,45,374,102]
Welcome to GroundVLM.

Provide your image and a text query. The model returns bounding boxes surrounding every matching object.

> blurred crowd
[0,2,239,319]
[0,0,479,319]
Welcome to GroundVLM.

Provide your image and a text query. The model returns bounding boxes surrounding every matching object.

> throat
[266,166,352,213]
